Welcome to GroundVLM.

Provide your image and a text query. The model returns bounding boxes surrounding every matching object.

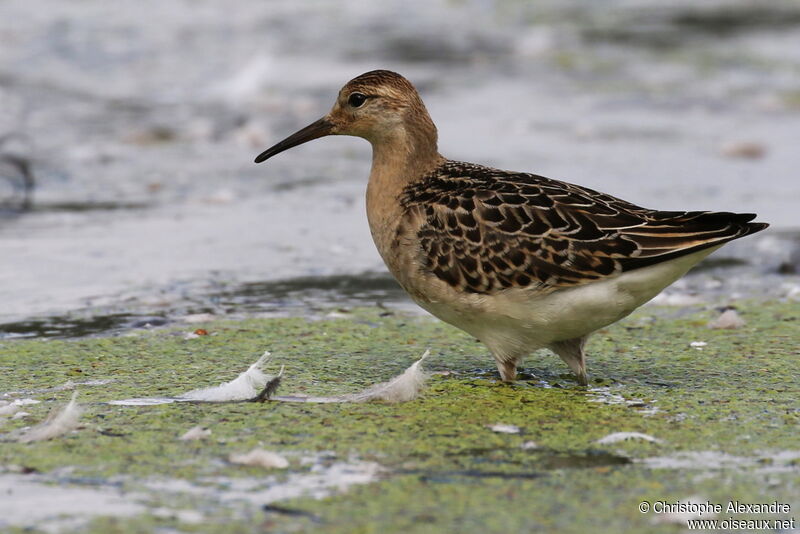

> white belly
[416,247,719,356]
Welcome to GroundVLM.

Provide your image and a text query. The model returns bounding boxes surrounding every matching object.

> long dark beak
[254,117,334,163]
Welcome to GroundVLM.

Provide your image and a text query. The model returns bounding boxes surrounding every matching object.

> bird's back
[398,160,768,295]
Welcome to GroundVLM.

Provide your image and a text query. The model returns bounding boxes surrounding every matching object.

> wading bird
[255,70,767,385]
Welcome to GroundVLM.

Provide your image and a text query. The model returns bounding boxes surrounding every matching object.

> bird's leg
[492,353,519,383]
[549,336,589,386]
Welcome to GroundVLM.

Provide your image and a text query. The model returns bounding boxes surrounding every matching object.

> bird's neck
[367,114,442,205]
[365,112,443,262]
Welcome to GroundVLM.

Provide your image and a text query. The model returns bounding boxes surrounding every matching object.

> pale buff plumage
[255,70,767,385]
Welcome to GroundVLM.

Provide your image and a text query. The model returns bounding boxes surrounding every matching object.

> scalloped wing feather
[400,161,768,294]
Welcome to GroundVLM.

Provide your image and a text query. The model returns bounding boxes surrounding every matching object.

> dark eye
[348,92,367,108]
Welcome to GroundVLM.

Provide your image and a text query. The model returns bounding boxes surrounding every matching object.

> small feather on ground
[178,352,276,402]
[179,426,212,441]
[18,392,82,443]
[487,423,521,434]
[229,449,290,469]
[707,308,746,330]
[110,352,280,405]
[344,350,430,403]
[596,432,664,445]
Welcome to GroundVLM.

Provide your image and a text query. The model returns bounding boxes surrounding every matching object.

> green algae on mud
[0,301,798,533]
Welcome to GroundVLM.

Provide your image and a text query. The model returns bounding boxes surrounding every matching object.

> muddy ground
[1,301,798,532]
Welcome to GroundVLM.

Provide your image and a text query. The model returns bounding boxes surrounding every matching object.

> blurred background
[1,0,798,338]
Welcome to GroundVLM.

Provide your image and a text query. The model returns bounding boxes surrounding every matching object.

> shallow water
[1,0,799,336]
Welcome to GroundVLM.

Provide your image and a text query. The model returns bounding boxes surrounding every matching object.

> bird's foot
[575,370,589,387]
[496,360,518,383]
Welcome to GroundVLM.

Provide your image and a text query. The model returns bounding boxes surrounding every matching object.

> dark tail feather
[620,213,768,272]
[745,221,769,233]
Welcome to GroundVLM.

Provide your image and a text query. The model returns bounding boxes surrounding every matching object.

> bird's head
[254,70,437,163]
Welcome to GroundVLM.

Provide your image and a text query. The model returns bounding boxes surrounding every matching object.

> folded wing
[400,161,768,294]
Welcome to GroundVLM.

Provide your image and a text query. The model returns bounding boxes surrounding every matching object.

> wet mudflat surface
[1,302,798,532]
[1,0,799,532]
